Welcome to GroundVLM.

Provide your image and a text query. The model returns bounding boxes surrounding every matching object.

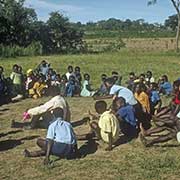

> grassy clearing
[1,50,180,180]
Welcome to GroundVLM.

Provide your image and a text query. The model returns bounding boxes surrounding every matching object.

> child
[66,65,75,81]
[29,75,48,99]
[134,83,150,114]
[159,75,172,96]
[25,69,35,96]
[146,71,155,86]
[149,82,162,114]
[80,73,96,97]
[66,75,76,97]
[126,72,136,91]
[95,74,108,96]
[10,64,23,96]
[113,97,137,138]
[77,101,120,151]
[74,66,82,96]
[112,71,122,85]
[38,60,50,77]
[24,108,77,164]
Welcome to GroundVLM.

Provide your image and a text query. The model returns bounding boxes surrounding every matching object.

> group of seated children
[10,74,180,164]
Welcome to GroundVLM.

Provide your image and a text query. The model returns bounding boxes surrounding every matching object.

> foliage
[0,0,85,57]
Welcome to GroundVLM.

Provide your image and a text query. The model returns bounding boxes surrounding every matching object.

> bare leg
[140,131,176,147]
[24,138,46,157]
[156,107,171,117]
[140,123,167,136]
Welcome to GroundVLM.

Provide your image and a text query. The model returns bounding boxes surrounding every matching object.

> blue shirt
[160,82,172,95]
[110,85,137,105]
[117,105,136,127]
[46,117,76,145]
[150,90,160,104]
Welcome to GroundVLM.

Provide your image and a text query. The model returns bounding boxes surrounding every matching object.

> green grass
[1,50,180,180]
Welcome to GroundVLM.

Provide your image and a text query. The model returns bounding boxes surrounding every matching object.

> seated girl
[80,73,96,97]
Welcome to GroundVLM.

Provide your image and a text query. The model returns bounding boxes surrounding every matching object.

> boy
[77,101,120,151]
[113,97,137,138]
[24,108,77,165]
[112,71,122,85]
[66,65,75,81]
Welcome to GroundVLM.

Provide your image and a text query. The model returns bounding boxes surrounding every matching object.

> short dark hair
[95,101,107,112]
[129,72,135,76]
[105,77,115,85]
[53,108,64,118]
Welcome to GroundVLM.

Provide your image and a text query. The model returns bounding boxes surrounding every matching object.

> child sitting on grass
[113,97,137,138]
[159,75,172,96]
[80,73,96,97]
[24,108,77,164]
[149,82,162,115]
[76,101,120,151]
[29,75,48,99]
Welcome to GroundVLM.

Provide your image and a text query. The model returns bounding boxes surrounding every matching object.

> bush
[0,42,43,58]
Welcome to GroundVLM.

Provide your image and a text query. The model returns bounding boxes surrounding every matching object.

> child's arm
[44,139,53,165]
[105,132,113,151]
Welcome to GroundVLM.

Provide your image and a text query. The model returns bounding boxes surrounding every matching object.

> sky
[24,0,176,24]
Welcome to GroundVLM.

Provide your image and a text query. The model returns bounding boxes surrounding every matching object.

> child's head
[56,74,61,81]
[161,75,168,82]
[38,75,45,83]
[67,65,73,73]
[129,72,135,80]
[52,107,64,118]
[146,71,152,78]
[139,73,145,82]
[173,80,180,92]
[18,66,22,73]
[84,73,90,81]
[61,74,67,83]
[112,71,119,81]
[135,83,146,94]
[150,82,158,91]
[95,100,107,114]
[13,64,18,72]
[75,66,80,73]
[112,97,126,111]
[101,74,107,82]
[41,60,47,67]
[105,77,114,89]
[48,68,53,75]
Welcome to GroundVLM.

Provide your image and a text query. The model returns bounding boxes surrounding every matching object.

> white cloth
[110,85,137,105]
[176,132,180,143]
[28,95,71,121]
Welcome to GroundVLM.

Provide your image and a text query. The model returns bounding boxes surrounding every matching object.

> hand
[43,157,50,165]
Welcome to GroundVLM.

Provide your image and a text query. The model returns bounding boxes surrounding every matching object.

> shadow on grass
[154,144,180,148]
[0,130,23,138]
[0,108,9,112]
[114,134,135,148]
[0,135,39,152]
[78,139,98,158]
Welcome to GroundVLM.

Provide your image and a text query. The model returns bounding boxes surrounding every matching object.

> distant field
[86,37,177,52]
[1,50,180,180]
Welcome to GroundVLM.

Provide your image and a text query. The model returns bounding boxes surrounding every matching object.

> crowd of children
[2,61,180,164]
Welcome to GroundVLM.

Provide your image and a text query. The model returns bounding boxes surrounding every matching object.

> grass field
[1,50,180,180]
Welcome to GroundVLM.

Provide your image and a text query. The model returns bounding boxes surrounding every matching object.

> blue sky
[24,0,176,24]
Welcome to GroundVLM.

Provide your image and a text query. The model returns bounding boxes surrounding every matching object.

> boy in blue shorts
[24,108,77,165]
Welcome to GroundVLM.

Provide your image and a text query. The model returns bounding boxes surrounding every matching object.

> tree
[165,14,178,31]
[148,0,180,52]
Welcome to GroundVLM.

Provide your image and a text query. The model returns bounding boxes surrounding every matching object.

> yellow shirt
[134,92,150,113]
[98,111,120,143]
[31,82,47,99]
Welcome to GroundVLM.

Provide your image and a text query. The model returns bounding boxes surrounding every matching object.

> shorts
[47,141,75,157]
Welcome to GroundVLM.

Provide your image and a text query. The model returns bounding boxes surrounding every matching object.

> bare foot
[140,123,147,136]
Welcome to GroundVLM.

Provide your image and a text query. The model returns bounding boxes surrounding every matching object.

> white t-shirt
[110,85,137,105]
[28,95,71,121]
